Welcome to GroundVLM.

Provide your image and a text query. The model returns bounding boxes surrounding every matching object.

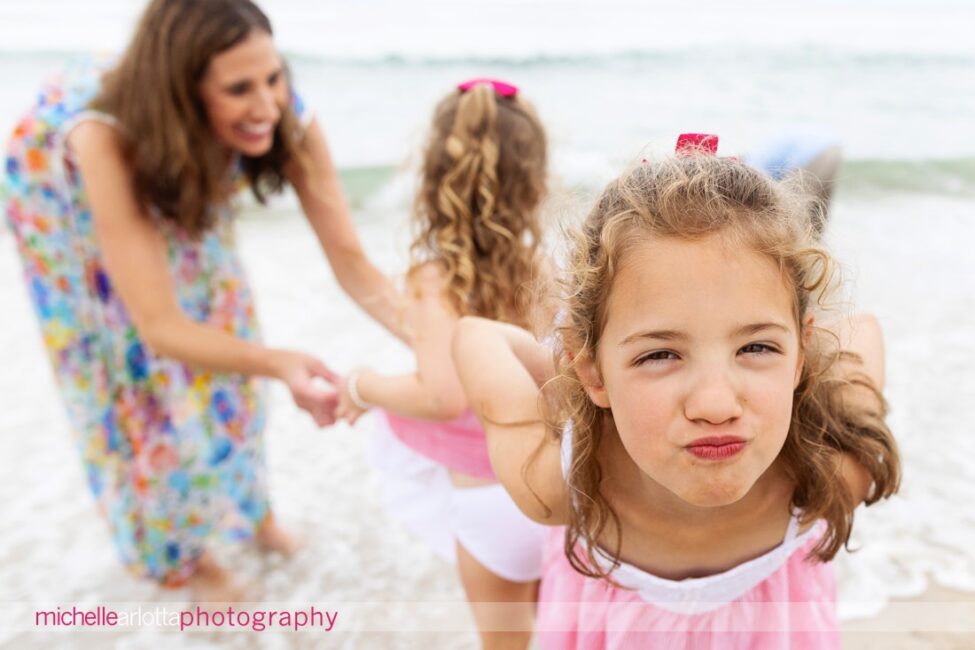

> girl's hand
[337,370,373,425]
[270,350,341,427]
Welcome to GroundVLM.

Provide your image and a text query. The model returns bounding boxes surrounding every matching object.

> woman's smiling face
[198,29,288,157]
[580,233,805,508]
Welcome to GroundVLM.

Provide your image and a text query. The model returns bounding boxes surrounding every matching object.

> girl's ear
[576,350,611,408]
[802,313,816,346]
[795,313,816,388]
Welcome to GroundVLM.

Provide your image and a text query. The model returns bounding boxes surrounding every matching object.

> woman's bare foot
[186,551,251,604]
[255,514,302,557]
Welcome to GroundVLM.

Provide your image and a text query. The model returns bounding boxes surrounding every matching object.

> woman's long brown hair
[91,0,308,237]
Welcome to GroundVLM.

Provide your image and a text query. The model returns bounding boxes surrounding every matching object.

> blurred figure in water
[746,131,842,234]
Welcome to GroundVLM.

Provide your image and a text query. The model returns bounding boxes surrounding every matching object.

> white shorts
[449,483,546,583]
[370,414,545,583]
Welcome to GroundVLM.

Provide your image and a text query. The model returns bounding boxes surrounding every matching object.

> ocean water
[0,1,973,646]
[1,0,974,176]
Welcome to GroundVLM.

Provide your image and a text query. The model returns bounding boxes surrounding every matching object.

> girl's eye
[635,350,679,366]
[740,343,778,355]
[227,82,250,96]
[268,71,282,86]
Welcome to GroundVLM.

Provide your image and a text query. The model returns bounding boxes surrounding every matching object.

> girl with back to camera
[4,0,406,602]
[337,79,549,650]
[451,142,900,648]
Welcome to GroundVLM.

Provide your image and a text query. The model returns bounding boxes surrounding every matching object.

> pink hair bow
[675,133,719,155]
[457,78,519,98]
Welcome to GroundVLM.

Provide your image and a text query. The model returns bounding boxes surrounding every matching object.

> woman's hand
[269,350,341,427]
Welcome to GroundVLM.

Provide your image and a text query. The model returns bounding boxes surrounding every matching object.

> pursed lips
[683,435,748,461]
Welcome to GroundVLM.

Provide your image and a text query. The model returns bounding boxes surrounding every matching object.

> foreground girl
[452,146,900,648]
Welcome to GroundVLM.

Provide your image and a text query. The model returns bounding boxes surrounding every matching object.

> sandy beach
[843,585,975,649]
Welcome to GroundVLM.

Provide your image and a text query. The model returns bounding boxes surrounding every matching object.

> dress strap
[559,420,574,480]
[61,110,121,142]
[58,110,123,172]
[783,508,802,544]
[68,109,120,129]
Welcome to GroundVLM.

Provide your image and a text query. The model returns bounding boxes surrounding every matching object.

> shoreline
[843,584,975,648]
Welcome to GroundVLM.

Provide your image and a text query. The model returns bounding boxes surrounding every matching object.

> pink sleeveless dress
[383,409,495,479]
[537,426,840,649]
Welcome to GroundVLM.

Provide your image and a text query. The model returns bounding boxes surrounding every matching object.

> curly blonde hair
[411,82,547,327]
[548,154,900,580]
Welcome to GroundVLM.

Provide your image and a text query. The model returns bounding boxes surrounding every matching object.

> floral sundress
[3,58,307,585]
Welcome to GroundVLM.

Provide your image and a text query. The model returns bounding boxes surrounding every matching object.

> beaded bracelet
[346,370,372,411]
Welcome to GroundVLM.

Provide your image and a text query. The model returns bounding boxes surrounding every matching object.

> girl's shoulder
[406,260,450,299]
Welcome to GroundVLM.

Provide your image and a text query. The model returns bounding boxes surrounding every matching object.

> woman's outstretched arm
[289,118,408,344]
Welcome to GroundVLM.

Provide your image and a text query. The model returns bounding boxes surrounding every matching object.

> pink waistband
[383,410,495,479]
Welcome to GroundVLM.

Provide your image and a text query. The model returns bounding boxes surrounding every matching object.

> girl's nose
[683,366,744,425]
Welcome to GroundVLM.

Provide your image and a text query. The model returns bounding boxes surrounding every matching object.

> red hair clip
[457,78,519,98]
[675,133,719,155]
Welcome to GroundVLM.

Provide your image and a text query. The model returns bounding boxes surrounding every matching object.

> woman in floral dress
[3,0,402,601]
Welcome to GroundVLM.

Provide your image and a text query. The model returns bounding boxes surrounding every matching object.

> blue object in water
[745,131,839,180]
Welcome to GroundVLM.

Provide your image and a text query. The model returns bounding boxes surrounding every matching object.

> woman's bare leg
[185,550,250,603]
[255,511,302,556]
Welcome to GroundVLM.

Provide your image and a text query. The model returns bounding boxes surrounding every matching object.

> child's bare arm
[452,316,568,524]
[827,313,889,504]
[339,263,466,422]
